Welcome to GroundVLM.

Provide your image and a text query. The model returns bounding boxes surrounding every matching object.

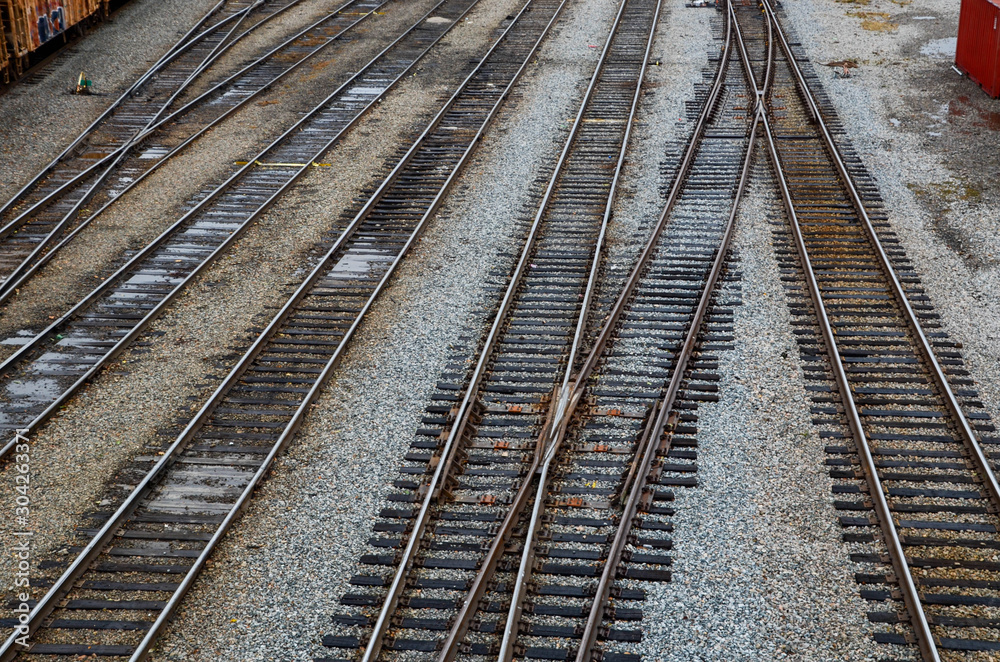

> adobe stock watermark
[10,428,33,648]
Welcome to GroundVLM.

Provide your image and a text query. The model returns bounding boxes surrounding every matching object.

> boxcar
[1,0,108,83]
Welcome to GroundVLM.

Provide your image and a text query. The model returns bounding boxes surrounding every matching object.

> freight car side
[956,0,1000,97]
[1,0,108,84]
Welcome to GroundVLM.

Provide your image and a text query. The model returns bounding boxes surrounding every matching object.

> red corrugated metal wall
[956,0,1000,97]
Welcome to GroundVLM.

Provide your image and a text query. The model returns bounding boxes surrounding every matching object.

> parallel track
[0,0,390,302]
[322,0,665,657]
[0,0,568,658]
[6,0,998,659]
[739,1,1000,659]
[0,0,482,456]
[319,3,758,661]
[1,0,279,227]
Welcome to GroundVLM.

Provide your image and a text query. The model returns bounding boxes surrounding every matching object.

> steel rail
[0,0,384,302]
[128,6,246,91]
[0,0,354,242]
[569,8,732,405]
[0,0,277,258]
[361,0,640,657]
[129,2,261,90]
[624,0,751,510]
[0,0,231,219]
[0,0,477,461]
[0,0,564,658]
[760,0,1000,513]
[0,0,308,246]
[0,0,271,249]
[752,5,940,659]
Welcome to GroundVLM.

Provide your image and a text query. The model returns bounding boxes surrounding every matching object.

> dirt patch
[848,10,898,31]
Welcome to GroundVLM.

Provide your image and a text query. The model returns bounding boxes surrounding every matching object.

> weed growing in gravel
[847,10,898,31]
[907,180,983,204]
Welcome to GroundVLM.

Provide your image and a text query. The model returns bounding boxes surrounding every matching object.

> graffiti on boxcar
[30,1,67,49]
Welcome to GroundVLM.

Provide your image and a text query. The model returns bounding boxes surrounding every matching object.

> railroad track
[734,1,1000,659]
[0,0,489,456]
[0,0,569,657]
[315,2,762,660]
[1,0,277,224]
[0,0,391,303]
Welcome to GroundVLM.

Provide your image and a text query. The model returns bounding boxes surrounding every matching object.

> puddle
[126,272,179,286]
[32,350,90,374]
[106,176,134,198]
[921,37,956,58]
[7,376,62,402]
[426,16,452,23]
[0,331,37,346]
[329,251,393,277]
[139,146,170,160]
[346,85,386,97]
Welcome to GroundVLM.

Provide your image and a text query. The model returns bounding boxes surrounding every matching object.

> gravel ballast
[146,0,630,656]
[638,0,1000,657]
[0,0,996,657]
[643,172,889,661]
[0,0,450,356]
[778,0,1000,459]
[0,0,531,638]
